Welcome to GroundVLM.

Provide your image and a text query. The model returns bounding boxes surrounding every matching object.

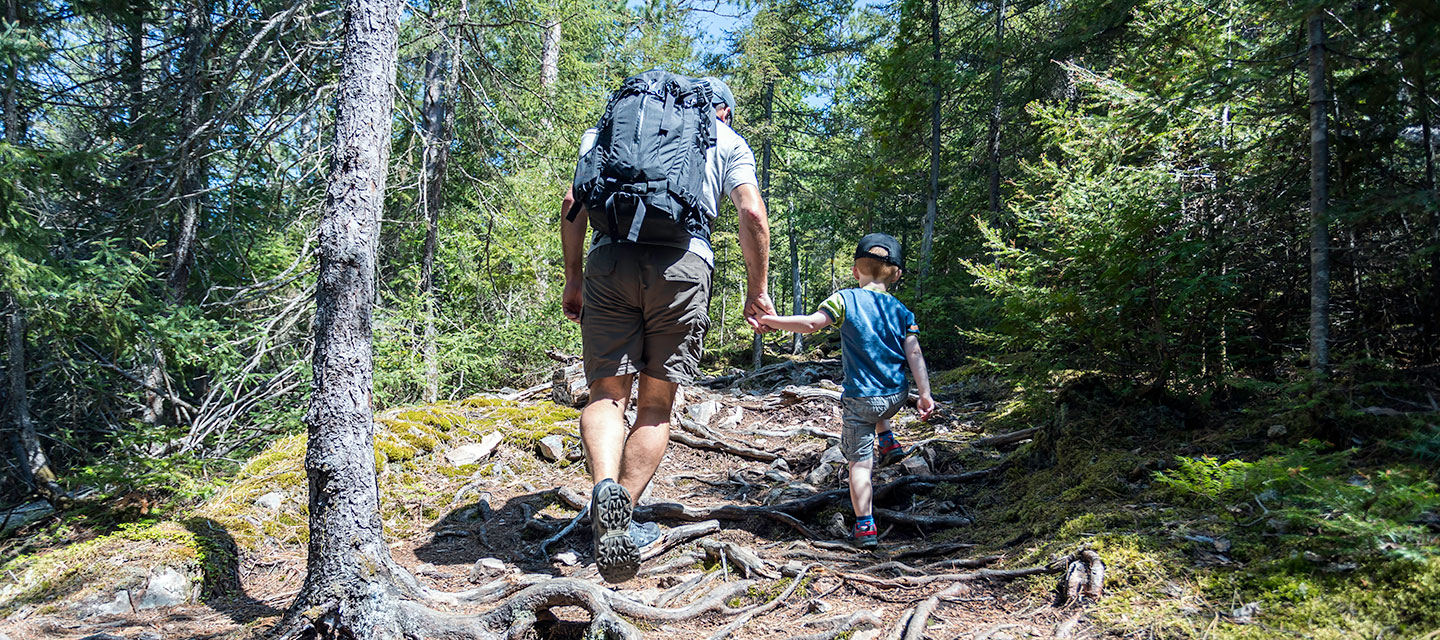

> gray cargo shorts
[582,242,711,386]
[840,391,908,463]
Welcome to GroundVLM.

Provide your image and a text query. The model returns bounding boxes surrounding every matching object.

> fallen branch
[640,520,720,561]
[971,427,1041,448]
[670,429,781,462]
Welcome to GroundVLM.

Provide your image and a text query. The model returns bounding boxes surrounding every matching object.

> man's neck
[856,278,888,293]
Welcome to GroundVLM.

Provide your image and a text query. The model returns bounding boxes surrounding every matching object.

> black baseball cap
[854,233,903,268]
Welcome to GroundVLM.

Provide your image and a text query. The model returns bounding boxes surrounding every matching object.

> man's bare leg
[617,373,676,500]
[581,374,634,484]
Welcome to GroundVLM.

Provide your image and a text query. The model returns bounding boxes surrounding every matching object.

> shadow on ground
[182,517,282,623]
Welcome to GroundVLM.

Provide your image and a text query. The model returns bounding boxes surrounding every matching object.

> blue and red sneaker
[876,434,907,468]
[853,519,879,549]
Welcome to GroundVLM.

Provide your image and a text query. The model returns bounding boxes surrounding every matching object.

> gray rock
[763,481,819,505]
[717,406,744,430]
[764,469,791,484]
[818,445,846,466]
[806,599,832,614]
[445,432,503,467]
[0,500,53,536]
[1230,601,1261,623]
[901,455,931,476]
[781,561,807,577]
[805,463,834,486]
[685,400,720,426]
[87,590,132,616]
[137,567,191,609]
[826,512,849,539]
[769,457,790,473]
[553,550,579,566]
[136,633,163,640]
[1267,424,1288,438]
[254,492,284,510]
[537,435,568,462]
[79,634,127,640]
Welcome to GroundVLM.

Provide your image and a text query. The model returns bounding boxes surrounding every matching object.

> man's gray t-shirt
[577,119,759,266]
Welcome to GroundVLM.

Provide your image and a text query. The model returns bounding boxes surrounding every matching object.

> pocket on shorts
[584,245,617,279]
[661,251,711,285]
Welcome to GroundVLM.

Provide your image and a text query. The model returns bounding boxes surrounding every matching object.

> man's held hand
[744,292,776,333]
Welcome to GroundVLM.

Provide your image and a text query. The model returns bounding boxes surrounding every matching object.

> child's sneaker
[853,519,879,549]
[877,437,907,468]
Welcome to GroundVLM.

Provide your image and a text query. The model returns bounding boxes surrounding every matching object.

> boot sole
[592,482,638,583]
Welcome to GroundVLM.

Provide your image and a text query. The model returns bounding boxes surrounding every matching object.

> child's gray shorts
[840,391,908,463]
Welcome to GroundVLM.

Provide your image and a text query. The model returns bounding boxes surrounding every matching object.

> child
[760,233,936,548]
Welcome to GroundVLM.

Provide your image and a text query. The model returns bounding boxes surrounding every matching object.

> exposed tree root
[784,610,884,640]
[874,508,972,529]
[884,605,916,640]
[841,562,1060,590]
[971,426,1042,448]
[1062,549,1106,603]
[640,519,721,561]
[707,563,814,640]
[670,428,782,462]
[701,538,777,579]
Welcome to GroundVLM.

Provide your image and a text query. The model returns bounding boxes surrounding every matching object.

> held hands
[744,291,777,333]
[562,279,583,324]
[916,392,936,421]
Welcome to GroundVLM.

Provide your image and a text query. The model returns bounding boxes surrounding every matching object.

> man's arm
[904,334,936,419]
[730,182,774,331]
[561,186,587,323]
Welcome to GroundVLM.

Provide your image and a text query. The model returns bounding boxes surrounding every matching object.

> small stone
[554,550,579,566]
[685,400,721,426]
[851,631,881,640]
[901,456,931,476]
[781,561,807,577]
[415,563,449,578]
[87,590,132,616]
[1230,601,1260,623]
[764,469,791,483]
[470,557,507,580]
[138,567,191,609]
[1267,424,1287,438]
[254,492,284,510]
[656,574,684,588]
[805,464,834,486]
[446,432,503,466]
[537,435,568,462]
[137,632,163,640]
[827,512,849,539]
[818,445,846,466]
[718,407,744,430]
[769,457,790,473]
[806,599,831,614]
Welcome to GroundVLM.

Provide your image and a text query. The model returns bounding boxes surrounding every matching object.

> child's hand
[916,393,936,421]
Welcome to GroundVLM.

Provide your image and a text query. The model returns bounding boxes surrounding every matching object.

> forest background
[0,0,1439,633]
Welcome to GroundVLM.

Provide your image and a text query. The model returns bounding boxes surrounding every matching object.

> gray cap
[701,76,736,112]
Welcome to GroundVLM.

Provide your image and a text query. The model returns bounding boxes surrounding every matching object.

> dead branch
[640,519,721,561]
[891,542,979,560]
[701,539,777,579]
[655,570,716,608]
[639,552,702,578]
[971,426,1041,448]
[670,429,782,462]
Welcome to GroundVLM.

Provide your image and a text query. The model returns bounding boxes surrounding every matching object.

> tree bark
[3,0,18,143]
[986,0,1005,217]
[918,0,940,296]
[788,193,801,355]
[539,16,559,131]
[1415,59,1438,358]
[1307,12,1330,377]
[753,79,775,370]
[419,46,450,404]
[284,0,403,633]
[5,295,63,504]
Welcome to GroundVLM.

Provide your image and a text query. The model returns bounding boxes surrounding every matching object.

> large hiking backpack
[570,70,717,245]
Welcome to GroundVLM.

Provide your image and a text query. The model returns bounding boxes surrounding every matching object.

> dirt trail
[0,361,1099,639]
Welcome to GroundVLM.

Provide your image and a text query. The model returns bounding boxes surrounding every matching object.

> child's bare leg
[848,457,874,517]
[874,418,891,438]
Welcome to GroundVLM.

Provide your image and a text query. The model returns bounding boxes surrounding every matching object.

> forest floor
[1,360,1439,639]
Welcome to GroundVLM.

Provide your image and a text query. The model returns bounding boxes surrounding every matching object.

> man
[560,76,773,583]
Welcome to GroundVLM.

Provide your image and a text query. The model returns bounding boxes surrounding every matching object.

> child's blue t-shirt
[817,283,919,398]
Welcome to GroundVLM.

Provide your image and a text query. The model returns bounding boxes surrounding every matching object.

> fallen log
[971,426,1041,448]
[552,362,588,407]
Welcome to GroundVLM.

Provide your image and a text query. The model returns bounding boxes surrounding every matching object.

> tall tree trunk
[788,193,801,355]
[986,0,1005,216]
[3,0,17,143]
[1307,13,1330,377]
[752,79,775,370]
[283,0,403,633]
[918,0,940,296]
[419,46,451,404]
[1416,61,1438,358]
[539,16,559,131]
[5,296,63,503]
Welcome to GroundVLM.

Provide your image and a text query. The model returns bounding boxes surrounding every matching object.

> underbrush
[943,370,1440,639]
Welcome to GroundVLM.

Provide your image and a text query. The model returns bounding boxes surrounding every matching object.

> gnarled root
[1060,549,1106,604]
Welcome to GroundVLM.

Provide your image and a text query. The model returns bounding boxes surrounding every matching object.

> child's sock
[877,430,898,447]
[854,514,876,533]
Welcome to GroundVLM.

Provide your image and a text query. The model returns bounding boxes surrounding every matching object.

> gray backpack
[569,70,717,245]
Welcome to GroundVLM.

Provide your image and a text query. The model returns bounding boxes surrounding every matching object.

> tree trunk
[419,46,450,404]
[986,0,1005,217]
[753,79,775,370]
[918,0,940,296]
[1307,13,1330,377]
[5,295,63,504]
[788,193,801,355]
[3,0,17,143]
[283,0,403,633]
[1417,61,1438,358]
[539,16,559,131]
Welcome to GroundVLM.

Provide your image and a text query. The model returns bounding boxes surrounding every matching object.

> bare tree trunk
[752,79,775,370]
[419,46,450,404]
[918,0,940,297]
[986,0,1005,216]
[283,0,403,633]
[539,16,559,131]
[788,193,801,355]
[1416,61,1438,358]
[1307,13,1330,377]
[3,0,17,143]
[5,296,63,504]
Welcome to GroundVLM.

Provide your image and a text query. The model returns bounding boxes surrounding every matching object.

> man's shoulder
[715,120,751,152]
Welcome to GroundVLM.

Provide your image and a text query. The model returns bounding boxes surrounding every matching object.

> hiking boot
[853,520,879,549]
[629,520,662,548]
[877,438,907,468]
[591,479,638,583]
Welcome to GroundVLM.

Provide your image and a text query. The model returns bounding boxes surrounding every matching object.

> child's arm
[904,334,936,419]
[758,311,833,334]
